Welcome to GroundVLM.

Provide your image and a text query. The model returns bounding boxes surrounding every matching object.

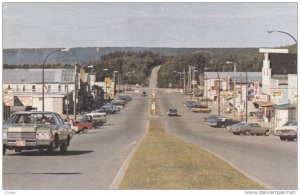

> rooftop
[204,72,262,83]
[3,69,75,84]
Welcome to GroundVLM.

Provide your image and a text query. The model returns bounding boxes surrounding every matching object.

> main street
[3,93,149,190]
[156,89,297,189]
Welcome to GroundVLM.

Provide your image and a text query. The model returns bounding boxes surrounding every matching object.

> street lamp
[204,67,210,107]
[113,71,118,97]
[103,68,108,100]
[42,48,69,111]
[267,30,297,44]
[226,61,237,116]
[217,72,221,116]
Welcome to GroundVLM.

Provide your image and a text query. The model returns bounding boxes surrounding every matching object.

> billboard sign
[4,89,14,106]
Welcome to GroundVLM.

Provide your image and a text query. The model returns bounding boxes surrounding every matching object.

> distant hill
[3,47,260,65]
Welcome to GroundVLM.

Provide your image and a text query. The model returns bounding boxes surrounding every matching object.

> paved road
[3,93,149,190]
[157,89,297,189]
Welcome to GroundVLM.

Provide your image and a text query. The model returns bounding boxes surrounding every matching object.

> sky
[2,2,298,49]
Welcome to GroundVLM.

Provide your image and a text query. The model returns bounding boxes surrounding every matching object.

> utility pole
[217,72,221,116]
[233,65,236,117]
[240,74,243,121]
[183,68,186,94]
[74,63,77,120]
[245,71,248,122]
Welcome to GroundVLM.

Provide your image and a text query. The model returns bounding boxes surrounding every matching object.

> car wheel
[264,131,270,136]
[233,132,240,135]
[287,137,295,141]
[47,142,56,155]
[3,145,6,155]
[280,136,287,141]
[83,128,88,133]
[244,130,251,136]
[60,142,68,154]
[99,121,103,127]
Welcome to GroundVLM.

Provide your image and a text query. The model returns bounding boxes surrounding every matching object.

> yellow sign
[80,67,85,82]
[105,77,111,87]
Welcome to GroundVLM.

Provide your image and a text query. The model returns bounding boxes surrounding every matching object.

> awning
[272,104,295,110]
[259,102,274,107]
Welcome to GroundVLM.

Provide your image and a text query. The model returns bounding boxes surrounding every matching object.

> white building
[3,68,77,115]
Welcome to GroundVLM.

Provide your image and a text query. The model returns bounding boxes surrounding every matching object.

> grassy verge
[150,98,160,115]
[120,118,264,189]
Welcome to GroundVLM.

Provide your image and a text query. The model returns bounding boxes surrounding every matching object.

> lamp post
[226,61,237,116]
[113,71,118,98]
[204,67,210,107]
[217,72,221,116]
[42,48,68,111]
[267,30,297,44]
[103,68,108,100]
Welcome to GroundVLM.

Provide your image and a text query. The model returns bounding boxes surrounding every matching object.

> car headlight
[3,131,7,139]
[37,131,51,139]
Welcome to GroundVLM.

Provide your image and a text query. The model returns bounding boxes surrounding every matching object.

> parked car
[184,101,197,108]
[231,122,270,136]
[119,95,132,102]
[191,107,211,113]
[102,105,119,114]
[210,118,241,128]
[204,115,224,125]
[141,91,147,96]
[85,112,107,128]
[274,120,297,141]
[72,116,94,133]
[228,122,246,132]
[167,108,179,116]
[3,111,73,155]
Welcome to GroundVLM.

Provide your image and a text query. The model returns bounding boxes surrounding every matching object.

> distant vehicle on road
[72,116,94,133]
[167,108,179,116]
[231,122,270,136]
[141,91,147,96]
[210,118,240,128]
[274,120,297,141]
[3,111,73,155]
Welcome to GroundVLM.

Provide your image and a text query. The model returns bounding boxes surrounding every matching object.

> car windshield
[233,123,246,127]
[169,109,177,112]
[6,113,55,125]
[283,121,297,126]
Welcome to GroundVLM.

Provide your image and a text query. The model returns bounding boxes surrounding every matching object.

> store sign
[17,96,33,106]
[259,48,289,53]
[253,81,260,96]
[105,77,112,87]
[254,95,268,101]
[271,89,283,97]
[4,89,14,106]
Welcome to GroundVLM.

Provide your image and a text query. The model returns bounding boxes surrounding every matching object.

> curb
[108,106,151,189]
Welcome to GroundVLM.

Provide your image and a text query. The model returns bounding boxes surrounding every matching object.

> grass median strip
[120,118,264,189]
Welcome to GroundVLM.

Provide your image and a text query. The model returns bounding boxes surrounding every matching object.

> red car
[72,116,93,133]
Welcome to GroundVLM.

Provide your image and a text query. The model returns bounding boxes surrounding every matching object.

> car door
[53,113,68,140]
[250,123,260,134]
